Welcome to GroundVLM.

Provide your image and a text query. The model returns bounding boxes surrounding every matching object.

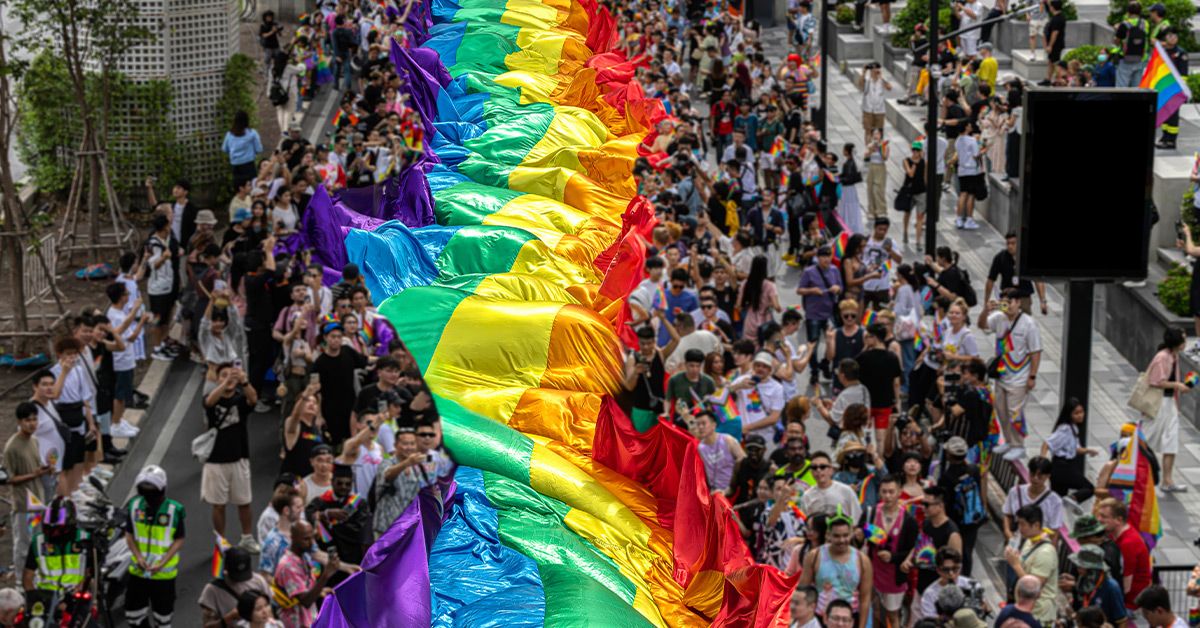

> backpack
[954,472,986,526]
[1124,18,1148,58]
[953,266,978,308]
[269,79,289,107]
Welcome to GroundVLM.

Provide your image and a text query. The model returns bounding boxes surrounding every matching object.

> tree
[9,0,150,257]
[0,6,29,348]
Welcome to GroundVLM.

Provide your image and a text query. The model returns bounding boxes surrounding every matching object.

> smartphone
[425,452,434,463]
[308,373,319,386]
[233,359,243,370]
[214,279,228,292]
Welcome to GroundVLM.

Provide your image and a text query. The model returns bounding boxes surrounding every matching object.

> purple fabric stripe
[314,482,456,627]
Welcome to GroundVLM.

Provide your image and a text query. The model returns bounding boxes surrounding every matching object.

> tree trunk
[0,8,28,353]
[86,134,100,262]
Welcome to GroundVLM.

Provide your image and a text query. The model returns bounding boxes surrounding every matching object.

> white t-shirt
[862,76,888,114]
[800,481,862,523]
[986,311,1042,388]
[107,306,138,372]
[861,236,895,293]
[665,330,722,372]
[733,373,786,443]
[1001,484,1064,530]
[32,402,65,472]
[629,278,663,317]
[959,1,983,36]
[919,576,975,619]
[116,274,146,361]
[922,322,979,369]
[146,235,174,296]
[956,135,981,176]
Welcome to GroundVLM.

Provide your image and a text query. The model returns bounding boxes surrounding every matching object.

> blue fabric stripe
[430,467,546,628]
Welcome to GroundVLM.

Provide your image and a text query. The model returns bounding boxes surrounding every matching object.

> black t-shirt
[987,250,1034,297]
[937,462,981,522]
[311,348,369,445]
[943,104,968,139]
[354,383,389,417]
[911,36,929,68]
[242,272,275,331]
[630,352,666,413]
[918,517,961,589]
[259,22,280,49]
[93,337,115,415]
[856,348,902,407]
[937,266,970,302]
[205,388,251,463]
[281,138,311,170]
[832,327,865,372]
[1046,14,1067,54]
[949,386,993,446]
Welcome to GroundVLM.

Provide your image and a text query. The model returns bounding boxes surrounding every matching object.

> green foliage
[1108,0,1197,51]
[216,54,259,133]
[891,0,952,47]
[16,50,184,196]
[1187,74,1200,102]
[1064,45,1104,66]
[1158,263,1193,317]
[835,4,857,24]
[15,53,76,193]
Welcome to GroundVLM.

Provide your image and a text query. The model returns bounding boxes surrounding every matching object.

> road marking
[122,371,204,505]
[308,90,338,146]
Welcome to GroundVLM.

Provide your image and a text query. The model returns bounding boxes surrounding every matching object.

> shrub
[1064,44,1103,66]
[1158,263,1193,317]
[835,4,856,24]
[891,0,952,47]
[1108,0,1196,51]
[1187,73,1200,102]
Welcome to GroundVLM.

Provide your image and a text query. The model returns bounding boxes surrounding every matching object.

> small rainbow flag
[789,502,807,523]
[651,283,668,310]
[864,523,888,545]
[315,54,333,85]
[862,309,879,327]
[211,533,232,578]
[780,170,790,189]
[1185,371,1199,388]
[26,493,46,529]
[344,493,362,511]
[913,329,925,352]
[712,393,741,424]
[831,231,850,267]
[1140,42,1192,126]
[316,518,334,544]
[857,472,875,504]
[769,136,788,157]
[332,109,359,128]
[1188,603,1200,627]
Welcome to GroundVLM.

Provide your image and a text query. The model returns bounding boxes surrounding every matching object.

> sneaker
[239,534,262,554]
[963,218,980,230]
[1063,495,1084,516]
[150,347,174,362]
[1164,483,1189,493]
[1123,280,1147,288]
[1002,446,1025,461]
[993,443,1011,455]
[782,253,795,261]
[954,216,965,229]
[254,401,272,414]
[102,452,125,465]
[110,422,140,439]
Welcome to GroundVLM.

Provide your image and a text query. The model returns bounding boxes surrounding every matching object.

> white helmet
[135,465,167,491]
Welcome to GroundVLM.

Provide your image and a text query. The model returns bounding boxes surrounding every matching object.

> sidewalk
[759,25,1200,567]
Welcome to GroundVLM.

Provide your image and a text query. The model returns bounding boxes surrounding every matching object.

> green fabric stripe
[466,104,556,166]
[434,181,524,226]
[436,395,534,484]
[448,31,519,75]
[377,286,469,374]
[435,225,537,279]
[456,157,517,190]
[481,471,649,626]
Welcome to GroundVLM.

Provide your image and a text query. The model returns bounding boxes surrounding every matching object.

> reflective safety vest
[126,496,184,580]
[33,529,89,592]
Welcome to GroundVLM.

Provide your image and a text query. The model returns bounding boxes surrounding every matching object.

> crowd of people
[0,0,1197,626]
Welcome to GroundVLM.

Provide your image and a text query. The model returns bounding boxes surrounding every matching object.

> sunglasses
[417,432,436,438]
[841,313,857,319]
[701,304,716,310]
[810,464,832,471]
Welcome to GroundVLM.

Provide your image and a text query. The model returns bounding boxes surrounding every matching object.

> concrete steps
[834,31,875,62]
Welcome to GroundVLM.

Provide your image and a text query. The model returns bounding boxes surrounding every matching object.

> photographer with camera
[936,584,990,628]
[978,288,1042,461]
[1003,505,1060,627]
[916,548,976,622]
[623,324,673,433]
[932,359,992,463]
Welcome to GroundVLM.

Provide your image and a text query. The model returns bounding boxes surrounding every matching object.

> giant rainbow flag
[310,0,796,625]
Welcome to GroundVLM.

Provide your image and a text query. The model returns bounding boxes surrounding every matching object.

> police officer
[1158,27,1188,150]
[124,465,185,628]
[1148,3,1171,43]
[22,496,90,619]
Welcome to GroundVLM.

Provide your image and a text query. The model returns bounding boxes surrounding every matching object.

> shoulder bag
[986,313,1020,379]
[1128,371,1163,418]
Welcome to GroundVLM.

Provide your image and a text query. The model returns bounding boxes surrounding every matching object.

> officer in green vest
[1149,3,1171,45]
[21,496,90,619]
[123,465,185,628]
[1157,27,1189,149]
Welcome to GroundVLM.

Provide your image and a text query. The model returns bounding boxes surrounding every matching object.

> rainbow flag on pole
[1140,42,1193,126]
[211,533,231,578]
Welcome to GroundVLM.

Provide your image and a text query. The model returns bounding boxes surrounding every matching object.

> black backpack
[958,267,978,307]
[269,79,288,107]
[1124,18,1148,58]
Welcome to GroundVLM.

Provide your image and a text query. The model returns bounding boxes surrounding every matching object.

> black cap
[310,444,333,458]
[224,547,253,583]
[333,463,354,479]
[342,263,360,280]
[743,434,767,450]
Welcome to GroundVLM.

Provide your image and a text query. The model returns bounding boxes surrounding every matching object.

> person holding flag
[1147,28,1191,149]
[198,545,270,628]
[304,463,372,585]
[858,475,918,628]
[6,402,50,577]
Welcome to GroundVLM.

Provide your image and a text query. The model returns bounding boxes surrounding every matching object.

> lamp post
[816,0,830,137]
[923,0,940,255]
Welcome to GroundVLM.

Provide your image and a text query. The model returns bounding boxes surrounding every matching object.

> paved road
[106,361,283,625]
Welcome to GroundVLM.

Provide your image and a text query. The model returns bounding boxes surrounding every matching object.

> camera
[1177,220,1186,241]
[943,372,963,408]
